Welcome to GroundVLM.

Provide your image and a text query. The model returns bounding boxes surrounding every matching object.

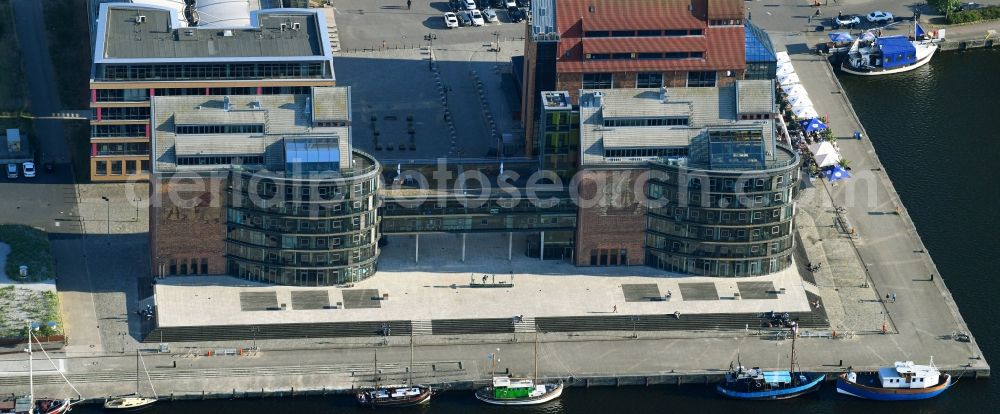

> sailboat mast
[789,326,797,375]
[373,348,379,388]
[136,349,140,394]
[408,331,414,385]
[533,332,539,382]
[27,323,33,407]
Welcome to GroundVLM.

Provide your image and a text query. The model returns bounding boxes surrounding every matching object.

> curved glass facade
[644,146,800,277]
[224,152,382,286]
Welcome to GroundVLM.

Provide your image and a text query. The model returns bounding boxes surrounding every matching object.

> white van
[6,163,17,178]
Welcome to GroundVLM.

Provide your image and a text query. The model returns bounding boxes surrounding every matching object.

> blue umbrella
[829,32,853,43]
[799,118,827,133]
[825,166,850,182]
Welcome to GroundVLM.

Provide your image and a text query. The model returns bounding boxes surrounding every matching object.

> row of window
[585,52,704,61]
[176,155,264,166]
[605,148,688,159]
[95,142,149,156]
[98,107,150,120]
[99,63,325,81]
[94,87,315,102]
[94,159,150,176]
[603,117,689,127]
[649,190,788,210]
[645,251,790,277]
[647,220,789,244]
[709,19,743,26]
[227,226,373,251]
[175,124,265,135]
[227,243,375,266]
[581,71,718,89]
[228,208,369,233]
[646,233,789,256]
[237,179,377,200]
[230,261,376,286]
[92,124,145,138]
[583,29,703,38]
[167,257,209,275]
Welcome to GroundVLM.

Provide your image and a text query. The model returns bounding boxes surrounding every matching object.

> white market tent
[782,84,808,99]
[778,72,801,86]
[793,106,820,119]
[777,63,796,77]
[789,94,813,108]
[776,51,791,64]
[808,141,842,167]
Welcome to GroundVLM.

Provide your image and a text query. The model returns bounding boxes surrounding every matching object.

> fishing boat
[841,21,940,75]
[355,333,432,407]
[104,350,158,411]
[716,324,825,400]
[836,359,952,401]
[475,333,563,406]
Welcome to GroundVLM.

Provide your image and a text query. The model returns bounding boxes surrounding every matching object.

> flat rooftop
[95,3,329,62]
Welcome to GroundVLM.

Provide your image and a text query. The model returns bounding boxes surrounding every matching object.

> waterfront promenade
[0,0,992,402]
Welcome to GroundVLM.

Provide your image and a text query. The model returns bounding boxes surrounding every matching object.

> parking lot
[330,0,528,160]
[332,0,529,51]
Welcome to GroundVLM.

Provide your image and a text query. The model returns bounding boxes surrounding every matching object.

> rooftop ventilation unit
[250,100,261,110]
[659,86,668,103]
[223,96,231,112]
[135,15,146,23]
[222,29,234,37]
[292,22,300,30]
[280,23,288,31]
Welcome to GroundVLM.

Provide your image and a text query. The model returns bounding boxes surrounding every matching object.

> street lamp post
[133,196,140,222]
[631,315,639,339]
[101,196,110,242]
[424,33,437,69]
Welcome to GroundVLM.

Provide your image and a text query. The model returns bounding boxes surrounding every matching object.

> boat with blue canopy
[842,21,940,75]
[716,324,825,400]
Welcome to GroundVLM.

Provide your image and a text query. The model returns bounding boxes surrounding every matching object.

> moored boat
[355,333,433,408]
[0,396,71,414]
[475,377,563,405]
[104,350,158,411]
[841,22,940,76]
[716,324,824,400]
[836,359,952,401]
[355,386,432,407]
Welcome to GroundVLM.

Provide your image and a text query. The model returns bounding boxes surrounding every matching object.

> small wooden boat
[355,333,433,407]
[837,359,952,401]
[105,350,158,411]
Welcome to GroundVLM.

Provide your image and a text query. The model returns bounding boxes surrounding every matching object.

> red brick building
[522,0,747,154]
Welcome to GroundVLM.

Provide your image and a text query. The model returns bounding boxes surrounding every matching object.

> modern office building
[89,2,335,182]
[744,21,779,80]
[149,87,382,286]
[573,80,800,276]
[521,0,748,154]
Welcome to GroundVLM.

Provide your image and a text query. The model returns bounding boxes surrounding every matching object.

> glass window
[582,73,612,89]
[687,71,717,87]
[110,160,123,175]
[95,161,108,175]
[636,72,663,88]
[125,160,136,175]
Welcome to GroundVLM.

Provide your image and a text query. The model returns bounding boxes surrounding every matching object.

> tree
[928,0,960,14]
[838,158,852,170]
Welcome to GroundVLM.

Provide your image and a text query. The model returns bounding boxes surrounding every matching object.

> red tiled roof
[558,26,745,73]
[583,36,706,54]
[555,0,744,73]
[707,0,745,20]
[557,0,706,33]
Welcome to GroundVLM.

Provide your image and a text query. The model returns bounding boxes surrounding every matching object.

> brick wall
[556,72,583,104]
[574,169,647,266]
[522,28,538,156]
[150,174,228,276]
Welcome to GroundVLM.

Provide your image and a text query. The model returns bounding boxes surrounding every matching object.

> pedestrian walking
[891,293,896,303]
[613,305,618,313]
[406,0,411,10]
[886,293,890,301]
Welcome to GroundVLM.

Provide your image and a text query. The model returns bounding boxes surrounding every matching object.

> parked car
[507,6,524,22]
[464,0,477,10]
[449,0,463,12]
[956,2,982,11]
[6,163,16,179]
[457,10,473,26]
[866,11,893,23]
[483,8,499,23]
[22,161,35,178]
[504,0,517,7]
[470,9,485,26]
[444,12,459,28]
[834,15,860,27]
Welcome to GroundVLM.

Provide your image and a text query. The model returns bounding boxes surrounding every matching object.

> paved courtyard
[154,233,813,328]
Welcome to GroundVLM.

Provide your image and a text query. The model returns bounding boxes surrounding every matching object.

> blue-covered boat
[717,325,825,400]
[837,359,952,401]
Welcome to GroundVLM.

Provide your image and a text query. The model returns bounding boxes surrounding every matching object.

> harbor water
[72,49,1000,414]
